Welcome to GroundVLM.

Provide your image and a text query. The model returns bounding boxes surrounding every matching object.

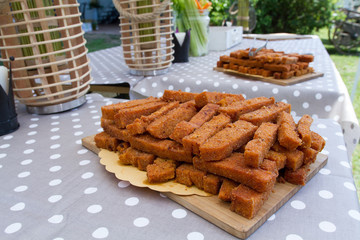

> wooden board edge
[213,67,324,86]
[244,153,328,238]
[164,153,328,239]
[82,135,328,239]
[82,135,100,155]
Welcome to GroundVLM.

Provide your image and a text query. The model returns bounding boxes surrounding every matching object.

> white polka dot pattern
[172,209,187,219]
[319,221,336,232]
[187,232,204,240]
[0,93,359,240]
[92,227,109,239]
[48,215,64,224]
[291,200,306,210]
[286,234,303,240]
[133,217,149,227]
[125,197,139,206]
[4,223,22,234]
[87,205,102,214]
[127,37,359,156]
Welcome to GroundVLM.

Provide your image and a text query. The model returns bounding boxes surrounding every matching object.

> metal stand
[129,68,169,76]
[26,95,87,115]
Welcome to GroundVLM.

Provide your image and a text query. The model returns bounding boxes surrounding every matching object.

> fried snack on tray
[217,48,315,80]
[238,102,291,126]
[297,115,313,148]
[284,164,310,185]
[230,184,271,219]
[244,122,279,168]
[119,147,155,171]
[218,179,239,202]
[114,101,168,128]
[101,122,132,142]
[97,90,326,220]
[94,132,119,151]
[175,163,208,190]
[219,97,275,120]
[310,131,326,151]
[162,89,198,102]
[126,101,180,135]
[182,113,231,155]
[194,91,244,108]
[101,97,159,120]
[203,174,222,195]
[272,142,304,171]
[146,158,177,183]
[129,134,193,163]
[199,120,258,161]
[175,163,196,186]
[302,147,318,165]
[170,103,219,143]
[277,111,302,150]
[265,150,287,170]
[116,142,130,154]
[193,153,277,193]
[147,101,197,139]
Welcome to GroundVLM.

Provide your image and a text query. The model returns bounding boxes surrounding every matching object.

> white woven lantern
[0,0,92,114]
[113,0,174,76]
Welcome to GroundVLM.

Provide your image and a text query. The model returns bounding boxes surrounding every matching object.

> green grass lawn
[85,33,121,53]
[84,28,360,201]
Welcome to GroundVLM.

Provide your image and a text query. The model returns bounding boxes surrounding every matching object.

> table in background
[129,36,360,158]
[87,36,359,158]
[0,93,359,239]
[87,47,134,98]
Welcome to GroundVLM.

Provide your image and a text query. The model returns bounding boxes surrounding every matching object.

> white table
[0,93,359,239]
[88,36,360,159]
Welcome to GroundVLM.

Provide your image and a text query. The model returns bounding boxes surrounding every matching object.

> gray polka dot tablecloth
[88,47,144,86]
[1,93,359,240]
[103,36,357,158]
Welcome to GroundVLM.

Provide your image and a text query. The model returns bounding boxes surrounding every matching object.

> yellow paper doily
[99,149,211,196]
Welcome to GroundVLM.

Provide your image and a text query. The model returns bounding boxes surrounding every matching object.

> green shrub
[252,0,335,34]
[209,0,232,26]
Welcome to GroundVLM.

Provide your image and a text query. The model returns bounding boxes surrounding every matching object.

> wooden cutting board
[82,135,328,239]
[213,67,324,86]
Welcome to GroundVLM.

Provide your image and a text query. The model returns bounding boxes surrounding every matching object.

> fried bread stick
[218,179,239,202]
[194,91,244,108]
[193,153,277,193]
[94,132,119,151]
[199,120,258,161]
[129,134,193,163]
[147,101,197,139]
[182,113,231,155]
[126,101,180,135]
[114,101,168,128]
[310,131,326,151]
[238,102,291,126]
[119,147,156,171]
[101,97,158,120]
[219,97,275,120]
[244,122,279,168]
[230,184,271,219]
[161,90,199,102]
[101,122,132,142]
[297,114,313,148]
[146,158,177,183]
[277,111,302,150]
[170,103,219,143]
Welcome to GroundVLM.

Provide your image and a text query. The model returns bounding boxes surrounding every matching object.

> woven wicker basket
[113,0,174,76]
[0,0,92,109]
